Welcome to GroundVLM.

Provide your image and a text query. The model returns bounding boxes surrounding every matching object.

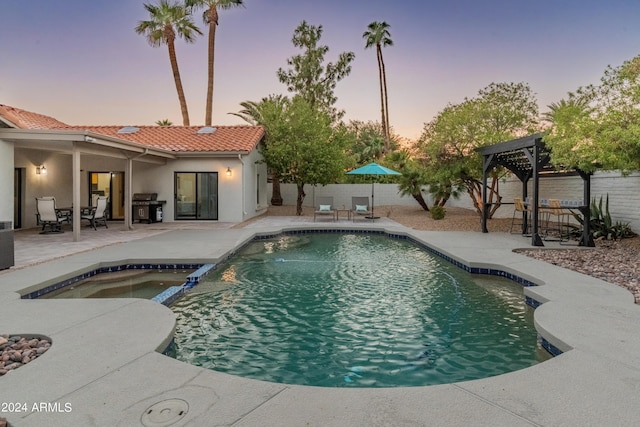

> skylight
[197,126,217,134]
[117,126,140,134]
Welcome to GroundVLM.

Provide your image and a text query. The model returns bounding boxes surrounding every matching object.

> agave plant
[572,194,636,240]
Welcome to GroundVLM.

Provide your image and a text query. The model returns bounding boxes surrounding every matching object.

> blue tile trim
[152,286,185,306]
[185,264,216,289]
[161,337,176,356]
[539,335,564,356]
[22,263,202,300]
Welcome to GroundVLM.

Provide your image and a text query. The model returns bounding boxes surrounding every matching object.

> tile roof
[60,125,265,153]
[0,104,264,153]
[0,104,69,129]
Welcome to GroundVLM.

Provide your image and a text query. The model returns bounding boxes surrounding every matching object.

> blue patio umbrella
[346,162,401,219]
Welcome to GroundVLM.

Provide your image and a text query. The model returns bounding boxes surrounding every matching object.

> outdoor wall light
[36,165,47,175]
[226,167,232,177]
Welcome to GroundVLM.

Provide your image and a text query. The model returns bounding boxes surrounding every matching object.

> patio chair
[314,196,336,222]
[82,196,108,230]
[36,197,64,233]
[510,197,532,235]
[542,199,572,241]
[351,196,372,222]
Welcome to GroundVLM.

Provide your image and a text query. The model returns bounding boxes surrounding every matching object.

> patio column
[72,143,81,242]
[125,158,133,230]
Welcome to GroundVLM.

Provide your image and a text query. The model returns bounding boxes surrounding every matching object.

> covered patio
[479,133,594,247]
[0,128,175,241]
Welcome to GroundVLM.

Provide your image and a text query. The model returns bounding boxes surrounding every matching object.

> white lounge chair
[314,196,336,222]
[82,196,109,230]
[351,196,372,222]
[36,197,64,233]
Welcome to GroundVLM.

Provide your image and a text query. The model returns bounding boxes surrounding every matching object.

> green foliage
[545,55,640,172]
[257,96,349,213]
[277,21,355,121]
[430,205,446,220]
[573,195,636,240]
[418,82,539,214]
[384,150,430,211]
[343,120,399,166]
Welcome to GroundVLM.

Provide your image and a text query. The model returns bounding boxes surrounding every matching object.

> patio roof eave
[0,128,177,160]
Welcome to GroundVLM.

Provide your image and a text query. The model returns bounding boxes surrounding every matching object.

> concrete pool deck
[1,218,639,426]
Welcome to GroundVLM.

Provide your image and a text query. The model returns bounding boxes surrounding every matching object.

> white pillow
[355,204,368,212]
[319,204,331,212]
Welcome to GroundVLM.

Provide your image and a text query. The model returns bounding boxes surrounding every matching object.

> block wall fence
[269,171,640,233]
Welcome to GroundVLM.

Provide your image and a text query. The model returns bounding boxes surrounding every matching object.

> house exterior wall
[14,150,74,229]
[12,147,267,228]
[273,171,640,233]
[0,140,13,226]
[134,157,249,223]
[241,148,269,221]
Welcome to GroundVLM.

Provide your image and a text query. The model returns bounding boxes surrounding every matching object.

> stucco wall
[241,149,269,221]
[14,150,74,229]
[12,147,266,227]
[273,171,640,233]
[134,157,246,223]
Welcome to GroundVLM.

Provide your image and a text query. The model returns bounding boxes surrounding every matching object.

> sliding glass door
[175,172,218,220]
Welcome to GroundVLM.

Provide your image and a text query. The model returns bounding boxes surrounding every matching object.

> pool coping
[1,222,639,426]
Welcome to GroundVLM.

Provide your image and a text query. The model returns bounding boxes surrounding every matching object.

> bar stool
[510,198,532,235]
[543,199,572,241]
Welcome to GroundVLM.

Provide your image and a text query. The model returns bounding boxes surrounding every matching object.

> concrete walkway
[0,218,639,426]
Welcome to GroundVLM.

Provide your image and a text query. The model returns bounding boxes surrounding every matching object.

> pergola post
[531,142,543,246]
[578,170,595,247]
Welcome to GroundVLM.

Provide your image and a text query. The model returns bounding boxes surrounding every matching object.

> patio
[0,216,639,426]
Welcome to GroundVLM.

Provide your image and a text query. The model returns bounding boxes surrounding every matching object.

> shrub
[572,195,636,240]
[430,205,446,220]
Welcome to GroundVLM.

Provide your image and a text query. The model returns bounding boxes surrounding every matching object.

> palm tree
[155,118,173,126]
[136,0,202,126]
[363,21,393,152]
[186,0,244,126]
[230,94,288,205]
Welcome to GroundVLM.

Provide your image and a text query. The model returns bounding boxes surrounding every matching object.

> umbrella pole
[370,178,376,221]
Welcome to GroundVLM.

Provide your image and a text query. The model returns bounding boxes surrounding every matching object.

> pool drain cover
[141,399,189,426]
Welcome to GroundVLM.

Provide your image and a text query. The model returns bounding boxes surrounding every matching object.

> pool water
[170,234,549,387]
[42,269,193,299]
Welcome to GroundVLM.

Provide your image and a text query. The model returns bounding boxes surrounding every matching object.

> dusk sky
[2,0,640,139]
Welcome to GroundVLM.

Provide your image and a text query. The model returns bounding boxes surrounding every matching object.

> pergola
[478,133,594,247]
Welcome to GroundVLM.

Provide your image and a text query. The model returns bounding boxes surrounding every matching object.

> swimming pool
[170,233,550,387]
[39,269,195,300]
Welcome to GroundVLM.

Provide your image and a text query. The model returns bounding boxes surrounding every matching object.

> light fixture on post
[36,165,47,175]
[226,167,232,177]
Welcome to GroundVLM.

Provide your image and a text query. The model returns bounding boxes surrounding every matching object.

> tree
[277,21,355,121]
[155,118,173,126]
[545,55,640,172]
[363,21,393,152]
[419,82,540,216]
[260,96,349,215]
[230,94,288,205]
[385,150,430,211]
[136,0,202,126]
[343,120,387,165]
[186,0,244,125]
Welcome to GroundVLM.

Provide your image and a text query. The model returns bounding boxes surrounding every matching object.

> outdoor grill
[132,193,165,223]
